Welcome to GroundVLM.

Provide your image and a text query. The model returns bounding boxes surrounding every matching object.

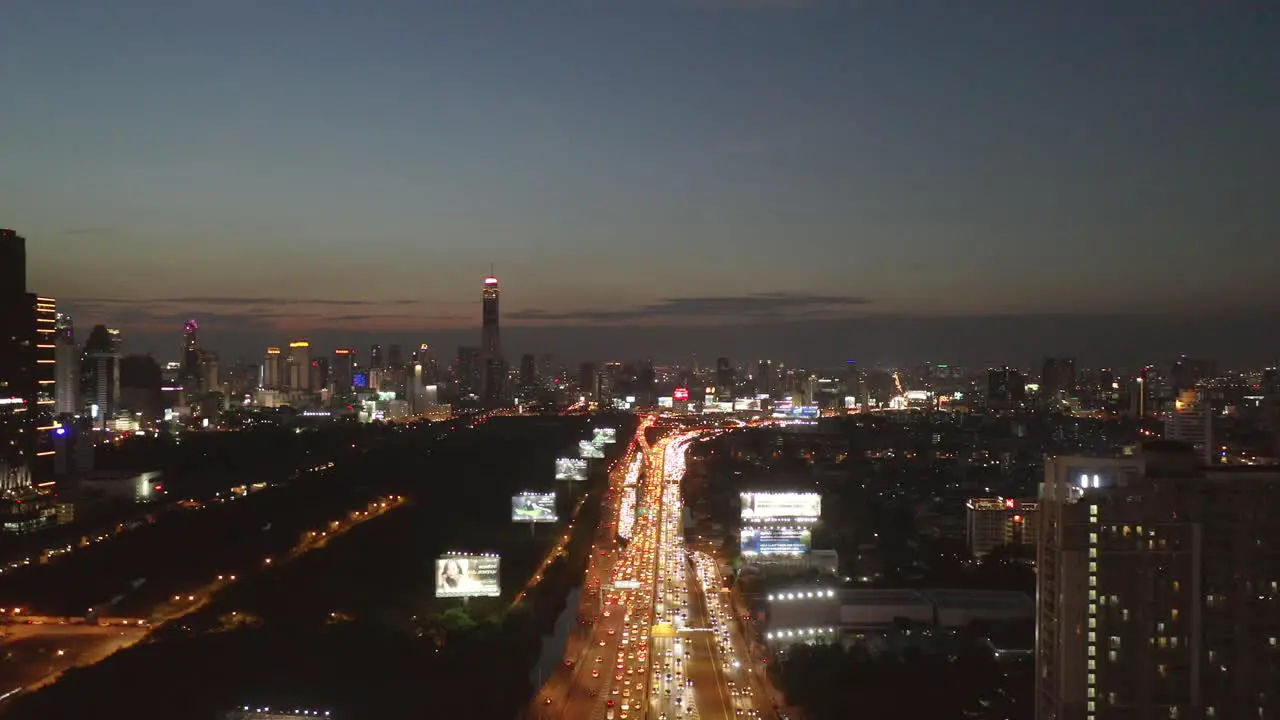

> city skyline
[6,0,1278,361]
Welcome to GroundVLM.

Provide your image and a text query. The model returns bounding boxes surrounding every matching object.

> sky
[3,0,1278,367]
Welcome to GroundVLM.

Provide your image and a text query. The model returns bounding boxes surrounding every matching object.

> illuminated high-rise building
[369,343,383,370]
[332,348,355,393]
[31,297,57,470]
[1036,445,1280,720]
[1,231,35,490]
[54,313,78,415]
[262,347,284,390]
[480,274,504,406]
[1165,389,1213,465]
[82,325,122,430]
[182,319,201,392]
[288,341,311,391]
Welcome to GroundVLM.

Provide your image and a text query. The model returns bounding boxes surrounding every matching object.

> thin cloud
[63,226,118,237]
[683,0,819,9]
[68,296,421,307]
[510,292,872,323]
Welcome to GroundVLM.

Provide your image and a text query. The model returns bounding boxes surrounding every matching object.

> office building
[1035,444,1280,720]
[480,274,504,406]
[182,319,201,393]
[0,229,26,292]
[1171,356,1215,396]
[369,343,383,370]
[332,348,355,393]
[288,341,310,391]
[1042,357,1077,407]
[54,314,77,415]
[715,356,733,396]
[966,497,1040,559]
[518,353,537,398]
[262,347,284,390]
[1165,389,1213,466]
[388,343,403,369]
[200,350,220,394]
[82,325,122,429]
[988,366,1027,410]
[31,296,56,470]
[456,346,482,398]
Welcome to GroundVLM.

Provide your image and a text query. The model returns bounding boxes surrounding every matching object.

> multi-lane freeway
[530,420,769,720]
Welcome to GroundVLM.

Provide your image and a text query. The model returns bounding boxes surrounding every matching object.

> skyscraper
[480,274,504,406]
[288,341,311,391]
[182,319,201,393]
[0,229,25,292]
[715,357,733,396]
[988,366,1027,410]
[1165,389,1213,465]
[1036,444,1280,720]
[82,325,122,430]
[54,314,78,415]
[262,347,284,390]
[1042,357,1077,407]
[0,231,35,490]
[518,353,537,399]
[456,346,482,398]
[369,344,383,370]
[332,348,355,393]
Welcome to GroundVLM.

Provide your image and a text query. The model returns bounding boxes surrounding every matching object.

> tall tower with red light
[480,274,504,406]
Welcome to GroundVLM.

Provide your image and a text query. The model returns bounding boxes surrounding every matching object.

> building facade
[1036,443,1280,720]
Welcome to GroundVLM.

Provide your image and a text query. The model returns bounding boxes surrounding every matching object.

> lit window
[1109,650,1118,662]
[1171,608,1180,621]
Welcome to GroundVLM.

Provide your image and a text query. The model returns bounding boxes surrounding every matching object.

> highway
[529,419,764,720]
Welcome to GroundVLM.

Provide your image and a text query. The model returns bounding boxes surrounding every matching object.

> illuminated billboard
[733,398,761,411]
[578,440,605,459]
[673,387,690,402]
[658,397,674,408]
[740,491,821,523]
[741,526,812,556]
[435,554,501,598]
[512,492,558,523]
[593,427,618,444]
[555,457,588,482]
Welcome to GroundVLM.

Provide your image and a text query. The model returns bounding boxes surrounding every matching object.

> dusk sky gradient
[4,0,1278,366]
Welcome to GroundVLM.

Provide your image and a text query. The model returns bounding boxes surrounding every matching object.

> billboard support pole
[530,522,535,539]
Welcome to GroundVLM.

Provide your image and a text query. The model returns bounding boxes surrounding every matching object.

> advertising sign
[593,427,618,444]
[435,554,501,598]
[512,492,558,523]
[740,526,812,556]
[578,440,605,459]
[740,491,822,523]
[555,457,588,482]
[673,387,690,402]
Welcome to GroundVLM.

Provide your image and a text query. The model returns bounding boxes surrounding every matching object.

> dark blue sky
[4,0,1278,365]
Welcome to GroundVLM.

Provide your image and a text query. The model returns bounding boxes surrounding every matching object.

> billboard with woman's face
[435,555,501,597]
